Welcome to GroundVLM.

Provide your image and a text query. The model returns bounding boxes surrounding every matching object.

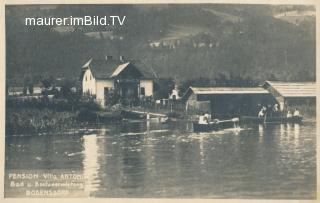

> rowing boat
[240,115,303,124]
[193,118,239,132]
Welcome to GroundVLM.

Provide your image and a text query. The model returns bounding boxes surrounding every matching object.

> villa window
[104,87,109,106]
[104,87,109,97]
[140,87,145,96]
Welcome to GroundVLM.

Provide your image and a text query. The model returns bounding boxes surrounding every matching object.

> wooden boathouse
[181,81,316,117]
[181,87,275,118]
[263,81,316,112]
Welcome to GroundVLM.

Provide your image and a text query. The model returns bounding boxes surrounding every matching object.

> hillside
[5,4,316,85]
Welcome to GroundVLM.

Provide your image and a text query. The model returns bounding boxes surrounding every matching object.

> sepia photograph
[4,2,317,199]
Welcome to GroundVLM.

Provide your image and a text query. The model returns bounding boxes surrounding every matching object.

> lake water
[5,121,316,199]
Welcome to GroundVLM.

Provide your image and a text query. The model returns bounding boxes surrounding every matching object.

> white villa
[80,56,154,107]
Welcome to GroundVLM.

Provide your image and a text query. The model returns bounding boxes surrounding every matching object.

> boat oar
[215,118,239,129]
[215,118,239,123]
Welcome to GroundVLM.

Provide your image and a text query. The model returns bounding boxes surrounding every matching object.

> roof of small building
[181,86,269,101]
[189,87,269,94]
[264,81,317,97]
[80,57,155,80]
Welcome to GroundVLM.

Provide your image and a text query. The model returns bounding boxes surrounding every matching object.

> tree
[41,79,52,89]
[153,78,175,99]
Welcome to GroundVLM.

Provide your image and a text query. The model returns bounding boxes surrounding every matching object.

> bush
[6,95,101,112]
[6,108,78,135]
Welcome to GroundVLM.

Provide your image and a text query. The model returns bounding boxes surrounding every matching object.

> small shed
[263,81,316,111]
[182,86,275,117]
[169,85,181,101]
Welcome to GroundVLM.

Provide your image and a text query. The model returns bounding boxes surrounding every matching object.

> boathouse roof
[189,87,269,94]
[264,81,317,98]
[181,86,269,101]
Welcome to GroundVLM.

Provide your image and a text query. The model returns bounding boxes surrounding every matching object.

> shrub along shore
[6,108,78,135]
[5,96,103,136]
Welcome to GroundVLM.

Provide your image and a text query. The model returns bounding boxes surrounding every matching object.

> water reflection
[258,124,264,144]
[82,134,100,195]
[286,123,292,132]
[280,124,285,137]
[293,124,301,157]
[294,124,300,139]
[199,136,205,165]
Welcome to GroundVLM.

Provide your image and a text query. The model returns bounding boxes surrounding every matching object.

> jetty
[122,108,167,119]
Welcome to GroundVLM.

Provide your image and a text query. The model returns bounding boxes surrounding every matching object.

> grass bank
[5,96,103,136]
[6,107,79,135]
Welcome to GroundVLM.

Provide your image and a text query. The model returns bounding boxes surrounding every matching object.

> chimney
[119,55,124,62]
[106,55,113,61]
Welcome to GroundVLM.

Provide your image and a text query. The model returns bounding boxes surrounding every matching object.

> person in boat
[293,108,300,117]
[256,103,262,115]
[272,103,280,117]
[258,108,264,118]
[266,104,272,117]
[198,115,205,124]
[199,112,211,124]
[199,115,208,124]
[258,107,265,118]
[204,112,211,122]
[287,110,293,118]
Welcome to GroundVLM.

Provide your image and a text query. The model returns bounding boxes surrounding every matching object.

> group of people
[257,104,279,118]
[286,108,300,118]
[197,103,301,124]
[257,103,300,118]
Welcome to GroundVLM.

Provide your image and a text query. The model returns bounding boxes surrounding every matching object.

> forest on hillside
[5,4,316,86]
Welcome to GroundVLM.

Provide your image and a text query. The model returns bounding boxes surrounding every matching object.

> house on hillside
[263,81,316,111]
[8,86,24,96]
[8,85,43,96]
[80,56,155,108]
[181,86,275,117]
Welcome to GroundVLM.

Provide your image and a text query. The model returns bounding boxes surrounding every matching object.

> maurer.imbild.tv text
[25,15,126,26]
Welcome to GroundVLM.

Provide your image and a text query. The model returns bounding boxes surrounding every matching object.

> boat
[193,118,239,132]
[240,115,303,124]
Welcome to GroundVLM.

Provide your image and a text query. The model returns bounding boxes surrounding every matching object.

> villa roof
[80,57,155,80]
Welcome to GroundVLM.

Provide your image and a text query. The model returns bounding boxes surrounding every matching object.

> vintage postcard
[2,0,318,201]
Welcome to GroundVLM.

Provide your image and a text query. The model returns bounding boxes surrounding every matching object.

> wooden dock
[122,108,167,119]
